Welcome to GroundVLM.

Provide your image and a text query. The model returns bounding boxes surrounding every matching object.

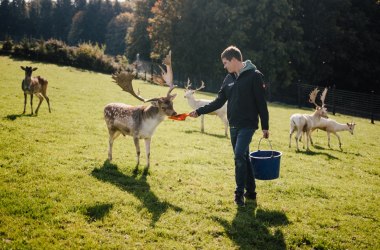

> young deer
[289,88,328,151]
[104,51,177,167]
[184,80,228,137]
[309,118,356,150]
[21,66,51,115]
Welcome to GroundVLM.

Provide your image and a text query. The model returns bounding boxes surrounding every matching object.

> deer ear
[32,67,38,71]
[21,66,25,70]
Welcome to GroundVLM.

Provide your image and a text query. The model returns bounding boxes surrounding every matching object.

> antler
[185,78,192,90]
[158,51,176,97]
[320,87,328,107]
[112,71,148,102]
[309,88,320,107]
[195,81,206,91]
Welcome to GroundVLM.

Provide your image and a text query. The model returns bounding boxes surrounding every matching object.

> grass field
[1,56,379,249]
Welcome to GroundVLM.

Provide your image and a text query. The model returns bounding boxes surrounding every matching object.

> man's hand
[189,110,199,118]
[262,130,269,139]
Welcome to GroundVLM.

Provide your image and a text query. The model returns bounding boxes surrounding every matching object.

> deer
[184,80,229,137]
[20,66,51,115]
[289,87,328,151]
[104,51,177,167]
[307,118,356,150]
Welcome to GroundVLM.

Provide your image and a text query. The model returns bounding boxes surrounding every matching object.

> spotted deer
[289,88,328,151]
[104,51,177,167]
[20,66,51,115]
[184,80,229,137]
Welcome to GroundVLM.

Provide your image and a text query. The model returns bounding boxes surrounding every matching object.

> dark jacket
[196,60,269,130]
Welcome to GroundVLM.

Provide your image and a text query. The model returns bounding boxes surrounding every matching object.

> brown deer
[184,80,228,137]
[104,51,177,167]
[289,88,328,151]
[21,66,51,115]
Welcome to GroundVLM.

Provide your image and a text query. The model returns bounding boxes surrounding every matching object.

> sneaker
[234,192,245,207]
[244,191,257,200]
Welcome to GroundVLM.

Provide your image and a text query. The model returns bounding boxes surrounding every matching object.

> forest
[0,0,379,94]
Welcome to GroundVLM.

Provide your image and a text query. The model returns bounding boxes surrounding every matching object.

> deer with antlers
[104,51,177,167]
[20,66,51,115]
[289,87,328,151]
[184,80,229,137]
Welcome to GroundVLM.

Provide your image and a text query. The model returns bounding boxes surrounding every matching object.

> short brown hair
[221,46,242,61]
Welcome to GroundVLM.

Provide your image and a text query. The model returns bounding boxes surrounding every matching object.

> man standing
[189,46,269,207]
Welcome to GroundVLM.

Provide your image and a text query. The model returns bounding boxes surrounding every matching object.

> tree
[105,12,133,55]
[125,0,156,61]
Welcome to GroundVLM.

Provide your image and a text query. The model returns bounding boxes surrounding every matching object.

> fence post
[297,83,301,108]
[150,64,153,82]
[332,84,336,115]
[370,90,375,124]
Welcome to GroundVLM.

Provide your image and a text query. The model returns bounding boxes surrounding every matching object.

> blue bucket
[250,138,282,180]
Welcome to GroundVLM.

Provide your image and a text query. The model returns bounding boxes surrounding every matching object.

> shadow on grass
[295,149,339,160]
[212,203,289,249]
[4,113,34,120]
[183,129,227,139]
[84,203,113,223]
[91,160,182,227]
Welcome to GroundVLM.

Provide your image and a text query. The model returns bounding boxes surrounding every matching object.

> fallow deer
[309,118,356,150]
[289,87,328,151]
[20,66,51,115]
[184,80,228,137]
[104,51,177,167]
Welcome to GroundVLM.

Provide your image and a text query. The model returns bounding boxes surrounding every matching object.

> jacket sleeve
[196,84,227,115]
[253,72,269,130]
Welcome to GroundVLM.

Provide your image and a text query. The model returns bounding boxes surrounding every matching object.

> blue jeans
[230,127,256,195]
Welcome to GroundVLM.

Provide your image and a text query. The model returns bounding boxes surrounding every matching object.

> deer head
[112,51,177,116]
[309,87,328,118]
[21,66,38,77]
[347,122,356,135]
[184,79,205,98]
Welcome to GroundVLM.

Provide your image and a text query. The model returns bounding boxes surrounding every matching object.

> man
[189,46,269,207]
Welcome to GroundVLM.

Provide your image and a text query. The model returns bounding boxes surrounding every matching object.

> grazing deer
[308,118,356,150]
[21,66,51,115]
[289,88,328,151]
[104,51,177,167]
[184,80,229,137]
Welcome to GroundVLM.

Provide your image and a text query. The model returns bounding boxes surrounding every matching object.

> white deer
[289,88,328,151]
[308,118,356,150]
[104,51,177,167]
[20,66,51,115]
[184,80,228,137]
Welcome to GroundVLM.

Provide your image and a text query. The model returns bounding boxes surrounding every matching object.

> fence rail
[269,83,380,123]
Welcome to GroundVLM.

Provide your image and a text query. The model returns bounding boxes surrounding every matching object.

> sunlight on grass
[1,56,379,249]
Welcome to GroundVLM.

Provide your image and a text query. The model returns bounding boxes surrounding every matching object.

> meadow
[0,56,379,249]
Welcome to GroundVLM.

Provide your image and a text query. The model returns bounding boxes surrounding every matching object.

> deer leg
[133,136,140,167]
[201,115,204,133]
[42,93,51,113]
[108,131,120,161]
[295,130,301,151]
[327,132,331,148]
[334,132,342,150]
[23,93,27,114]
[289,127,295,148]
[144,138,151,168]
[34,93,44,115]
[30,94,34,115]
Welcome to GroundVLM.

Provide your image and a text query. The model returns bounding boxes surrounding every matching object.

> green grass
[1,55,379,249]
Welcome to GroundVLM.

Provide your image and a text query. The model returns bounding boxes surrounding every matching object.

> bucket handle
[257,138,274,158]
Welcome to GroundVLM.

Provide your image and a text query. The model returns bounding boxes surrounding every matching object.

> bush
[4,38,126,74]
